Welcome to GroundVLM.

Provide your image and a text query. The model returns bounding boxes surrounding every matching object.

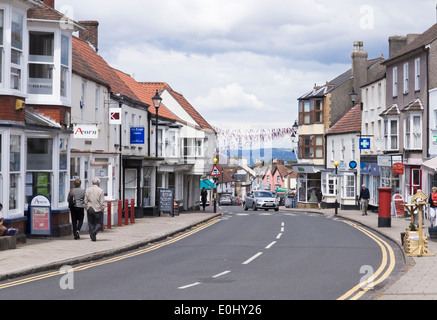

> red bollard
[130,199,135,224]
[107,201,112,229]
[124,199,129,225]
[118,200,122,227]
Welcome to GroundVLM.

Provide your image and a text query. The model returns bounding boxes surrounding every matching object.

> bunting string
[213,126,297,154]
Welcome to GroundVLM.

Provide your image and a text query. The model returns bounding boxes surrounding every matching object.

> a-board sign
[391,194,404,217]
[29,194,52,236]
[159,188,175,217]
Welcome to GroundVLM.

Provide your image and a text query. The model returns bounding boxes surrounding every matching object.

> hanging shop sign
[73,124,99,139]
[393,162,404,175]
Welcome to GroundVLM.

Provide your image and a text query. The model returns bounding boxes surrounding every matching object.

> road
[0,206,404,301]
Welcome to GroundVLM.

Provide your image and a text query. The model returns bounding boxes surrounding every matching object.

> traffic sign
[210,165,221,177]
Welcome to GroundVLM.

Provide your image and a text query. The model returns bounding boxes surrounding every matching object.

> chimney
[351,41,368,102]
[43,0,55,8]
[79,21,99,52]
[388,34,420,58]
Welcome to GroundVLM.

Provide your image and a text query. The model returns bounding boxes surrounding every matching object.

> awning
[422,157,437,175]
[200,179,215,190]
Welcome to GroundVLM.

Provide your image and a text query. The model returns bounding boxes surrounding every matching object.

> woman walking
[69,179,86,240]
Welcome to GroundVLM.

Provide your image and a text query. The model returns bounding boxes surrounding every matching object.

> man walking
[359,184,370,216]
[84,178,107,242]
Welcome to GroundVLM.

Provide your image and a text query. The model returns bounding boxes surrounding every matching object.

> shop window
[26,138,53,203]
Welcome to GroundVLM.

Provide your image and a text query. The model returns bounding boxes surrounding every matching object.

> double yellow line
[337,221,396,300]
[0,218,220,290]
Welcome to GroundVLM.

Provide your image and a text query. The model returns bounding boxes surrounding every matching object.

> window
[183,138,203,158]
[61,34,70,97]
[28,31,55,95]
[403,63,409,94]
[351,138,356,160]
[344,174,355,198]
[299,135,324,159]
[26,138,53,203]
[303,101,310,124]
[59,138,68,203]
[393,67,398,97]
[10,135,22,211]
[299,99,324,125]
[415,58,420,91]
[384,119,398,150]
[331,140,334,162]
[11,12,23,91]
[340,139,345,161]
[314,99,323,123]
[0,10,4,85]
[405,114,422,150]
[165,130,178,158]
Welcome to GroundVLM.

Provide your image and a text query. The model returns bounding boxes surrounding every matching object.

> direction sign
[210,165,222,177]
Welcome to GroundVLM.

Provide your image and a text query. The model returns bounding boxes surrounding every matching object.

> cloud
[57,0,437,133]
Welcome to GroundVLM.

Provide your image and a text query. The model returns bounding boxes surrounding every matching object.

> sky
[56,0,437,138]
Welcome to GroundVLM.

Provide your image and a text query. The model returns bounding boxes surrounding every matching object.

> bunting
[214,126,297,153]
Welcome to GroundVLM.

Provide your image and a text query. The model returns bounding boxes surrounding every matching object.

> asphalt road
[0,206,404,301]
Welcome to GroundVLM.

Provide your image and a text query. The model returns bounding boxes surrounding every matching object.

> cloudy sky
[57,0,437,133]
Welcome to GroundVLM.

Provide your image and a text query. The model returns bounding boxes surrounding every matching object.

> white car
[244,191,279,211]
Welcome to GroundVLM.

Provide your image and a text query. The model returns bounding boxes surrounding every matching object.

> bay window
[299,134,324,159]
[28,31,54,95]
[26,138,53,203]
[11,12,23,91]
[0,10,4,85]
[9,134,21,211]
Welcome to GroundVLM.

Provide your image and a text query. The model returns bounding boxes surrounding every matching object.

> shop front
[296,164,323,209]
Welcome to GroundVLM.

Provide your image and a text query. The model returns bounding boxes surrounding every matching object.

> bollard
[118,200,122,227]
[124,199,129,226]
[378,187,392,227]
[107,201,112,229]
[130,199,135,224]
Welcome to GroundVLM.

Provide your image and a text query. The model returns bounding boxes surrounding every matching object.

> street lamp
[152,90,162,212]
[213,157,218,213]
[334,161,339,216]
[350,88,358,107]
[152,90,162,157]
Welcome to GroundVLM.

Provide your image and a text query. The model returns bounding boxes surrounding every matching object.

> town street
[0,207,404,301]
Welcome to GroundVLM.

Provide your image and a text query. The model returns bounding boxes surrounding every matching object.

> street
[0,206,404,301]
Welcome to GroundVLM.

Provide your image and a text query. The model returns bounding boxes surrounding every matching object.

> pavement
[1,204,437,300]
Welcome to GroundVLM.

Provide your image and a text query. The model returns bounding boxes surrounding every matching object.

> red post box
[378,187,392,227]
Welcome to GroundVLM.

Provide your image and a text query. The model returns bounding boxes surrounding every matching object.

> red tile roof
[72,37,141,103]
[327,105,362,135]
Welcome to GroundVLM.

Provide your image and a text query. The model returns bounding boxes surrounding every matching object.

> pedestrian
[315,188,323,209]
[69,179,85,240]
[84,178,107,242]
[201,187,208,211]
[359,184,371,216]
[429,187,437,227]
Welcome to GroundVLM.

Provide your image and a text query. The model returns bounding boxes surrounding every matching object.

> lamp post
[213,157,218,213]
[152,90,162,212]
[350,88,358,107]
[334,161,339,216]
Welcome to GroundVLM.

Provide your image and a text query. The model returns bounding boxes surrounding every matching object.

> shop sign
[393,163,404,175]
[73,124,99,139]
[29,194,51,237]
[130,127,145,144]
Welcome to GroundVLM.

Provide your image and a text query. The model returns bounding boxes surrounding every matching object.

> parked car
[219,194,232,206]
[244,191,279,211]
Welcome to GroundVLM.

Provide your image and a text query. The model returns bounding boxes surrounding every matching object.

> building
[325,105,362,210]
[0,0,79,241]
[360,67,386,209]
[296,41,384,208]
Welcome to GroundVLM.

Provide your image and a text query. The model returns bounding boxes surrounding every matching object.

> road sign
[210,165,221,177]
[360,138,371,150]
